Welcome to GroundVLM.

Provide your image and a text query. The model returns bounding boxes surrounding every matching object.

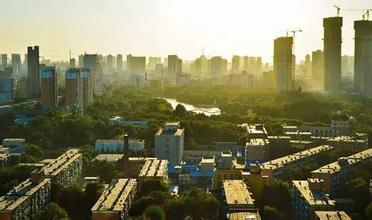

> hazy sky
[1,0,371,62]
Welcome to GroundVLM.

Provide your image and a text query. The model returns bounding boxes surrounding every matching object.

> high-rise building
[65,68,83,113]
[1,54,7,66]
[106,54,115,72]
[194,55,208,77]
[210,56,227,79]
[231,55,240,74]
[127,54,146,74]
[83,54,102,94]
[116,54,123,72]
[148,57,161,70]
[82,68,93,107]
[40,66,58,108]
[155,122,184,166]
[304,54,311,77]
[274,37,294,91]
[323,17,343,93]
[11,54,21,78]
[27,46,40,98]
[312,50,324,87]
[78,55,84,67]
[354,20,372,95]
[168,55,182,84]
[69,58,76,68]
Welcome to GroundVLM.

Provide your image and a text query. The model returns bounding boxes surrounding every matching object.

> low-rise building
[91,179,137,220]
[0,148,9,167]
[245,138,269,164]
[138,159,168,184]
[285,120,350,138]
[292,178,336,220]
[0,178,51,219]
[108,116,148,128]
[95,139,145,153]
[313,211,351,220]
[311,148,372,195]
[223,180,258,216]
[183,150,221,164]
[199,157,215,172]
[1,138,26,154]
[38,149,82,185]
[260,145,334,184]
[247,124,268,140]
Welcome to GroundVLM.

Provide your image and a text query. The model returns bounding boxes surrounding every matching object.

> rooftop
[223,180,255,207]
[156,122,184,136]
[91,179,137,212]
[246,138,269,147]
[261,145,334,171]
[139,159,168,178]
[312,148,372,175]
[94,154,124,162]
[39,149,81,177]
[314,211,351,220]
[228,212,261,220]
[247,124,267,135]
[293,180,335,207]
[0,178,50,212]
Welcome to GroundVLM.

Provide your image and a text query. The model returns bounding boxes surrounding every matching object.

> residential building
[155,122,184,166]
[65,68,83,112]
[0,178,51,219]
[274,37,294,91]
[27,46,40,98]
[245,138,269,164]
[129,73,146,88]
[138,159,168,184]
[127,54,146,74]
[40,66,58,108]
[231,55,240,74]
[0,77,14,104]
[260,145,334,184]
[108,116,148,128]
[284,120,350,137]
[1,138,25,154]
[312,50,324,88]
[323,17,343,93]
[117,54,123,72]
[168,55,182,85]
[0,148,9,167]
[311,148,372,195]
[210,56,227,79]
[95,138,145,153]
[82,68,93,107]
[313,211,351,220]
[247,124,268,140]
[11,54,21,78]
[292,178,335,220]
[91,179,137,220]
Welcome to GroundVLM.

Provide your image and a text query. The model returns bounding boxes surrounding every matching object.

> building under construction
[274,37,294,91]
[323,17,343,93]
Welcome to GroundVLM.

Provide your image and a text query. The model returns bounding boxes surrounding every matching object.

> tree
[261,180,292,219]
[34,202,69,220]
[366,202,372,219]
[262,206,280,220]
[173,104,187,117]
[139,179,168,196]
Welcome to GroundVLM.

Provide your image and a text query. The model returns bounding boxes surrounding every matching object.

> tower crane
[344,9,372,20]
[334,5,341,17]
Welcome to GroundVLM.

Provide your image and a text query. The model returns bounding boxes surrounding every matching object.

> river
[162,98,221,116]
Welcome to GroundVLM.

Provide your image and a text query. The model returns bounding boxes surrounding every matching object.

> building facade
[274,37,294,91]
[40,66,58,108]
[27,46,40,98]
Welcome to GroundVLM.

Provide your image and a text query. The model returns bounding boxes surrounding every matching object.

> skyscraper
[116,54,123,73]
[27,46,40,98]
[65,68,83,112]
[354,20,372,96]
[11,54,21,78]
[274,37,294,91]
[40,66,58,108]
[312,50,324,88]
[210,56,227,79]
[127,54,146,74]
[231,55,240,74]
[168,55,182,85]
[323,17,343,93]
[82,68,93,107]
[1,54,7,66]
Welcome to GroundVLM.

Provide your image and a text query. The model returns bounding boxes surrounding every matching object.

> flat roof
[139,159,168,178]
[94,154,124,162]
[223,180,255,207]
[292,180,335,207]
[246,138,269,147]
[229,212,261,220]
[40,149,81,177]
[0,178,50,212]
[261,145,334,171]
[91,179,137,212]
[312,148,372,175]
[247,124,267,134]
[314,211,351,220]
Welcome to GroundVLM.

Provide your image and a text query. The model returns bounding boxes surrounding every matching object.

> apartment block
[261,145,334,184]
[246,124,268,140]
[0,178,51,219]
[292,178,335,220]
[314,211,351,220]
[91,179,137,220]
[245,138,269,164]
[38,149,82,185]
[311,148,372,195]
[138,159,168,184]
[1,138,26,154]
[0,148,9,167]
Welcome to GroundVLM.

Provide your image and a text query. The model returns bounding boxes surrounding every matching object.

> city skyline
[1,0,372,62]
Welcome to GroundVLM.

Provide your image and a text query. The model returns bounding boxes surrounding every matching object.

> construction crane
[344,9,372,20]
[334,5,341,17]
[286,29,303,38]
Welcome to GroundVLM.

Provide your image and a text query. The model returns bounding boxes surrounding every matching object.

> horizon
[1,0,372,63]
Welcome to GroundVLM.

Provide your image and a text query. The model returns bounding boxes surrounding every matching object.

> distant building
[116,54,123,72]
[148,57,161,70]
[312,50,324,88]
[0,178,51,219]
[274,37,294,91]
[95,138,145,153]
[0,78,14,104]
[231,55,240,74]
[245,138,269,164]
[292,178,335,220]
[0,148,9,167]
[83,54,102,94]
[323,17,343,93]
[314,211,351,220]
[82,68,93,107]
[0,54,7,66]
[15,77,28,100]
[210,56,227,80]
[40,66,58,108]
[127,54,146,74]
[297,120,350,137]
[2,138,25,154]
[262,71,275,89]
[311,148,372,195]
[155,122,185,166]
[247,124,268,140]
[11,54,21,78]
[65,68,84,113]
[168,55,182,85]
[27,46,40,98]
[138,159,168,184]
[129,73,146,88]
[91,179,137,220]
[108,116,148,128]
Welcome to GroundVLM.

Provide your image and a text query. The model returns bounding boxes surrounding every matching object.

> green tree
[262,205,280,220]
[173,104,187,117]
[34,202,69,220]
[366,202,372,219]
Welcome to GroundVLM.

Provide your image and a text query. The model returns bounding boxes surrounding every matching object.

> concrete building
[91,179,137,220]
[1,138,25,154]
[38,149,82,185]
[210,56,227,80]
[246,124,268,140]
[147,57,161,70]
[83,54,102,94]
[285,120,350,137]
[292,178,336,220]
[40,66,58,108]
[223,180,259,219]
[274,37,294,91]
[260,145,334,184]
[129,73,146,88]
[168,55,182,85]
[313,211,351,220]
[0,178,51,219]
[231,55,240,74]
[262,71,275,89]
[127,54,146,74]
[0,148,9,167]
[0,54,7,66]
[95,138,145,153]
[312,50,324,88]
[353,20,372,95]
[108,116,148,128]
[311,148,372,195]
[0,77,14,104]
[11,54,21,78]
[65,68,83,113]
[138,159,168,184]
[116,54,123,72]
[323,17,343,93]
[27,46,40,98]
[82,68,93,107]
[245,138,269,164]
[155,122,184,166]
